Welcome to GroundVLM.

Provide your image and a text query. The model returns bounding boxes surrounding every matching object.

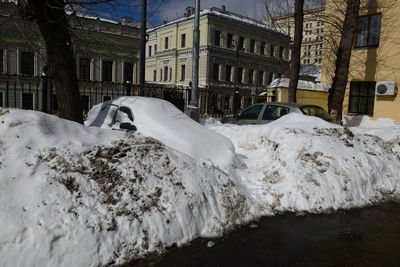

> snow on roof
[268,78,330,92]
[148,7,285,35]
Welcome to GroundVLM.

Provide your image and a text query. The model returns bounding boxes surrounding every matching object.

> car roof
[262,102,324,109]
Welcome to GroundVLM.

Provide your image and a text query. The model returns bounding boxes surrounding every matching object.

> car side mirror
[120,122,137,131]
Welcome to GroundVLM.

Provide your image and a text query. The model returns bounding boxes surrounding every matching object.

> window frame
[348,81,376,115]
[354,13,382,49]
[102,60,113,82]
[79,57,90,81]
[181,33,186,48]
[20,51,34,76]
[214,30,221,46]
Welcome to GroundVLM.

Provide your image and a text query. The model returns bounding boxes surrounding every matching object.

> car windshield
[262,105,290,120]
[239,105,263,120]
[301,106,331,121]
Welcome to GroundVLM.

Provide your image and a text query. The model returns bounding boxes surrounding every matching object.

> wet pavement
[126,200,400,267]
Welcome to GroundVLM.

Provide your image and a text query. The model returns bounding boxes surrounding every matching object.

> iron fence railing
[0,73,268,117]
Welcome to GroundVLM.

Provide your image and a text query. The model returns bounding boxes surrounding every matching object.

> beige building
[146,6,290,114]
[322,0,400,122]
[272,7,325,66]
[0,1,140,112]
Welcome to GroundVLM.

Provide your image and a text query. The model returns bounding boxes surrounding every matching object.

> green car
[223,102,332,125]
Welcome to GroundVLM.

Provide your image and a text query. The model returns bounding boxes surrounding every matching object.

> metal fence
[0,73,268,117]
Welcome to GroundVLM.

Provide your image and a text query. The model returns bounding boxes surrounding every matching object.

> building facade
[322,0,400,122]
[145,6,290,114]
[0,1,140,112]
[272,7,326,66]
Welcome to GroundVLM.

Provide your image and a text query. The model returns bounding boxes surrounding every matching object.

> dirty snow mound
[208,113,400,214]
[0,109,251,267]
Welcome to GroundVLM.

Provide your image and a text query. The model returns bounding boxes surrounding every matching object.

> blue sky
[89,0,275,25]
[88,0,324,26]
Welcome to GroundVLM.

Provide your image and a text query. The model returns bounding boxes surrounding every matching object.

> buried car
[223,102,332,125]
[84,96,235,170]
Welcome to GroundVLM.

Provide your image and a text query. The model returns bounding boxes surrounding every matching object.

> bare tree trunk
[328,0,360,124]
[27,0,83,124]
[288,0,304,103]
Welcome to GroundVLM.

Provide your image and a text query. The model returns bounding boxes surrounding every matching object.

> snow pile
[1,101,400,267]
[208,113,400,214]
[85,97,235,171]
[343,115,397,128]
[268,78,330,92]
[0,108,251,267]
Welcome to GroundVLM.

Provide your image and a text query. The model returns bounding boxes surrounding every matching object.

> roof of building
[148,7,286,35]
[267,78,330,92]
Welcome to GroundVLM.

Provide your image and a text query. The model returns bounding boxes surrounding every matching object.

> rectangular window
[79,58,90,80]
[155,44,157,52]
[164,66,168,81]
[169,67,172,81]
[238,36,244,50]
[21,52,34,76]
[81,95,90,113]
[279,47,284,59]
[260,42,265,56]
[180,65,185,81]
[153,69,157,81]
[258,71,264,86]
[160,68,162,81]
[214,30,221,46]
[349,81,375,115]
[250,39,255,53]
[22,92,33,109]
[181,34,186,48]
[238,67,243,83]
[267,72,272,85]
[225,65,232,82]
[124,62,133,83]
[227,34,233,48]
[213,63,219,81]
[248,69,254,84]
[148,45,152,57]
[269,44,274,57]
[164,37,169,49]
[355,14,381,48]
[102,60,113,82]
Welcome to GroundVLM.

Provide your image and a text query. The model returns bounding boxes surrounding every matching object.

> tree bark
[328,0,360,124]
[288,0,304,103]
[27,0,83,124]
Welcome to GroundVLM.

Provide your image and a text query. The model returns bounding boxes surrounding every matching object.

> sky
[94,0,269,25]
[87,0,324,26]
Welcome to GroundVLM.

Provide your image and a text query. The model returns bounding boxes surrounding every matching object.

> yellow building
[146,6,290,114]
[272,7,326,66]
[322,0,400,122]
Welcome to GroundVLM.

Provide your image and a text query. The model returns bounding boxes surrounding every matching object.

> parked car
[222,102,332,124]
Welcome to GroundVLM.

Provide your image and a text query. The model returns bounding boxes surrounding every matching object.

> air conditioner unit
[375,81,397,96]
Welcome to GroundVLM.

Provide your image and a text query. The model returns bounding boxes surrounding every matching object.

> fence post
[41,65,49,113]
[126,81,131,96]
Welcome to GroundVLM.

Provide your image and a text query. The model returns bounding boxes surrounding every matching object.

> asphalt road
[126,200,400,267]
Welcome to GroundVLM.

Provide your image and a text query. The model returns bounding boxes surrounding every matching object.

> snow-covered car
[85,96,235,170]
[222,102,332,124]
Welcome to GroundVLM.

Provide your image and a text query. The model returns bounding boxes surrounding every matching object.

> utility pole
[139,0,147,96]
[188,0,200,121]
[232,45,240,116]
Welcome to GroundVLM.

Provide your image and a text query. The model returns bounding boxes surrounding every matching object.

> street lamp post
[188,0,200,121]
[232,41,241,116]
[139,0,147,96]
